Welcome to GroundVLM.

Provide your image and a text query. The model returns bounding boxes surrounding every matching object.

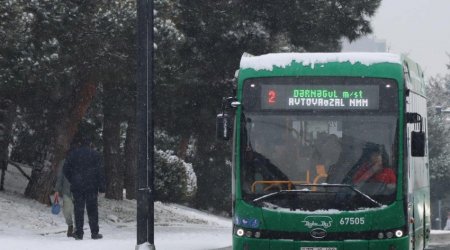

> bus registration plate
[300,248,337,250]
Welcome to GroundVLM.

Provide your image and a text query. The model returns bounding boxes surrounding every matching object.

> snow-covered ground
[0,164,231,250]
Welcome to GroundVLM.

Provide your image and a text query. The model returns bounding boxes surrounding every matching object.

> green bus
[217,53,430,250]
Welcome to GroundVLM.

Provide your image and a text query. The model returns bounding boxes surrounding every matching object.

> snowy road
[1,226,231,250]
[155,226,231,250]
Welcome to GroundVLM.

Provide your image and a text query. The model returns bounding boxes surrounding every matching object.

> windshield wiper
[345,185,382,207]
[302,183,382,207]
[252,189,310,203]
[252,184,382,207]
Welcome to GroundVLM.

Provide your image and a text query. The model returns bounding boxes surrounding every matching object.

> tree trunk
[103,112,123,200]
[25,82,96,204]
[124,117,137,199]
[177,136,190,160]
[0,98,15,191]
[103,81,124,200]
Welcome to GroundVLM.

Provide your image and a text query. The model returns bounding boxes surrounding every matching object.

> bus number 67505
[339,217,365,225]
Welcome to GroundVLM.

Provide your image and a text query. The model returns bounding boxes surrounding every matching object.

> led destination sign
[261,84,380,110]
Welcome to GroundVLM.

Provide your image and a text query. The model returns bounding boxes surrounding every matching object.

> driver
[351,144,396,189]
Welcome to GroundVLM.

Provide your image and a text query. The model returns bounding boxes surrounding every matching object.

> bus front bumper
[233,236,409,250]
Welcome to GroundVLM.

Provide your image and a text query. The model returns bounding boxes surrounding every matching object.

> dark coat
[63,146,105,193]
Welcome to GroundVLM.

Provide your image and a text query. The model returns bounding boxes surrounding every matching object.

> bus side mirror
[216,113,232,140]
[411,131,425,157]
[216,97,240,141]
[407,112,425,157]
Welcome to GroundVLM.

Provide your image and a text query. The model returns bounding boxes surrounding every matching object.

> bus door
[407,126,415,249]
[407,115,427,250]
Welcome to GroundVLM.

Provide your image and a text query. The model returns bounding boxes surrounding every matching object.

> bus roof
[239,52,402,71]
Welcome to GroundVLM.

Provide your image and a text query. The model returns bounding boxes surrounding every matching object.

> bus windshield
[240,77,398,211]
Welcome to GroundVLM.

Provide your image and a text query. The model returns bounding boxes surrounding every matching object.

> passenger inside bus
[242,138,289,193]
[346,143,396,195]
[314,133,341,178]
[272,131,309,180]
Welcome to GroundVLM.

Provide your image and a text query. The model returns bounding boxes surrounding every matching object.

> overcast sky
[370,0,450,78]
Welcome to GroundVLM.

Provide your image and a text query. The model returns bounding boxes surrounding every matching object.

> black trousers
[72,191,99,236]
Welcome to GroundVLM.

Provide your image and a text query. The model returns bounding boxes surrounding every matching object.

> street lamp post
[136,0,155,249]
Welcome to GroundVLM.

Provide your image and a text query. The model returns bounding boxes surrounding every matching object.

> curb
[430,230,450,245]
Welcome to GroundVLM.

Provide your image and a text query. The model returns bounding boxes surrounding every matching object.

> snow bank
[0,164,231,250]
[240,52,402,71]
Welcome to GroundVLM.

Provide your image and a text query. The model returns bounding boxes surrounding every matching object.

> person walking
[444,212,450,230]
[64,136,105,240]
[54,160,75,237]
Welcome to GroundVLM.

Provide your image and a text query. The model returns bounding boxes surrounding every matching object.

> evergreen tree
[2,0,384,210]
[427,73,450,201]
[1,0,101,202]
[95,0,137,200]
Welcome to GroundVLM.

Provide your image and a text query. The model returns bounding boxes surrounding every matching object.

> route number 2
[268,90,276,104]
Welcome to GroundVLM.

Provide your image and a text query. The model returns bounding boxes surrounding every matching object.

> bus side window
[411,131,425,157]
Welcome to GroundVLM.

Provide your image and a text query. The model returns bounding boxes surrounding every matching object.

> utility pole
[136,0,155,249]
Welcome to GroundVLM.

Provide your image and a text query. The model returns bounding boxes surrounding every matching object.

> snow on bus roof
[240,52,402,71]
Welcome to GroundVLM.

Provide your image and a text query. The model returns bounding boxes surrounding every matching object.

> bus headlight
[375,228,405,240]
[386,231,394,238]
[236,228,245,237]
